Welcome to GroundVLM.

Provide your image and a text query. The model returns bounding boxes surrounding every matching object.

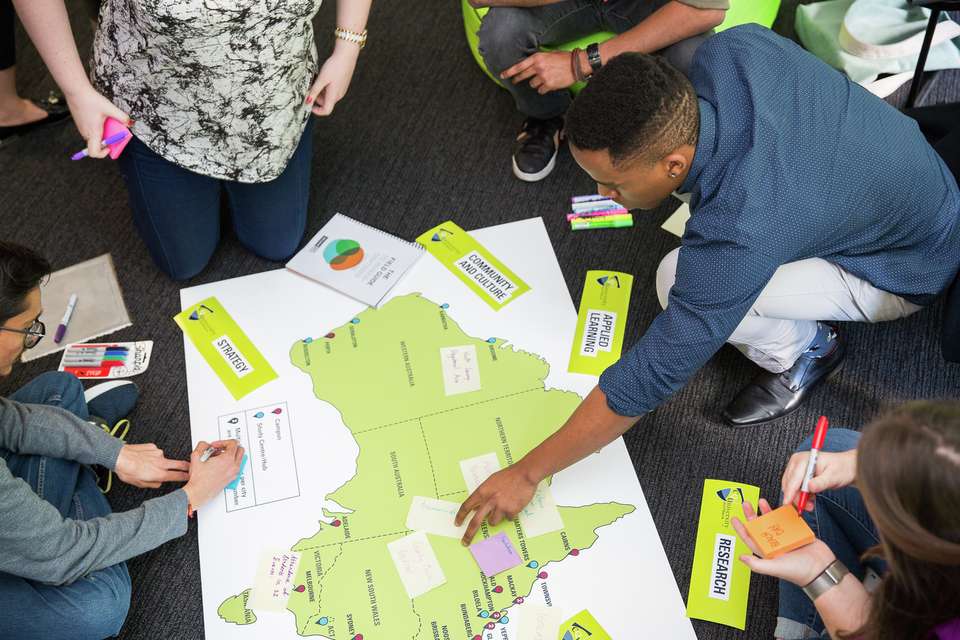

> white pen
[53,294,78,344]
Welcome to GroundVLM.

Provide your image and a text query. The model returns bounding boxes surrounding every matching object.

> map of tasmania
[217,293,635,639]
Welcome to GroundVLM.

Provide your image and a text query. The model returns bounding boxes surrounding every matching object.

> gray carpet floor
[3,1,959,639]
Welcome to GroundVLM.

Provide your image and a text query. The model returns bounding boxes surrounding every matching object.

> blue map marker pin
[316,617,329,626]
[527,560,539,569]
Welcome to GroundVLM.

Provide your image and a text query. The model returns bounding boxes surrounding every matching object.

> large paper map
[182,218,696,639]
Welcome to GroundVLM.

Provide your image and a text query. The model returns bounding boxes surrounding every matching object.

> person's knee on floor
[477,7,538,76]
[66,569,132,640]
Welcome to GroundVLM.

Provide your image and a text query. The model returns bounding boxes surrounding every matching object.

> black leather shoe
[512,116,563,182]
[722,325,845,427]
[0,93,72,146]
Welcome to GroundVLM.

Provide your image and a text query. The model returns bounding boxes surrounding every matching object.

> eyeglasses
[0,319,46,349]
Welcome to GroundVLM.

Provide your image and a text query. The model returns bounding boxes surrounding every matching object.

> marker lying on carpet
[53,293,78,343]
[566,207,629,221]
[571,214,634,230]
[70,131,129,161]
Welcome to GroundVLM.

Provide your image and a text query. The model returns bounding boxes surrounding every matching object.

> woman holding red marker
[732,401,960,640]
[12,0,372,280]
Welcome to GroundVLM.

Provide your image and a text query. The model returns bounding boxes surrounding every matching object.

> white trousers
[655,249,924,373]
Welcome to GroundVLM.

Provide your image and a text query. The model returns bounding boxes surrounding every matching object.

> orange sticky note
[744,505,816,558]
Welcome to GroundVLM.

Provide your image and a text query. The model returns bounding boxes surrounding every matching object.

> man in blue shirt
[455,25,960,542]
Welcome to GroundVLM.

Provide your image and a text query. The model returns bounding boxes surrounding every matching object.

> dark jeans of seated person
[116,118,314,281]
[775,429,885,639]
[0,373,132,640]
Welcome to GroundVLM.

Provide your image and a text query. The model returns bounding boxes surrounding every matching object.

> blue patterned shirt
[599,25,960,417]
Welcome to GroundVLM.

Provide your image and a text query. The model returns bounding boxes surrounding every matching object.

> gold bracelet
[334,27,367,50]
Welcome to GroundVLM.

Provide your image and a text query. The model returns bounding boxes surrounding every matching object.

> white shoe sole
[512,129,561,182]
[512,151,557,182]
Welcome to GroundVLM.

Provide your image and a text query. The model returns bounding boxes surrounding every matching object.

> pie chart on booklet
[323,239,364,271]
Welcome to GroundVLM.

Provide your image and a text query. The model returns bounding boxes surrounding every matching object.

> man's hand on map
[115,443,190,489]
[455,465,539,546]
[182,440,245,508]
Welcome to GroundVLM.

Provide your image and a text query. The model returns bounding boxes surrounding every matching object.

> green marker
[571,216,634,230]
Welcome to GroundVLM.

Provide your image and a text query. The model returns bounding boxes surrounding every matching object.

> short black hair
[566,53,699,167]
[0,242,50,326]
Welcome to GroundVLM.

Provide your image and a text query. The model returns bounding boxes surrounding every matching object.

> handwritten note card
[460,453,501,493]
[440,345,481,395]
[406,496,469,539]
[387,531,447,599]
[249,550,302,612]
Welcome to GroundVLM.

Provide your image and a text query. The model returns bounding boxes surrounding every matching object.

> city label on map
[218,403,300,512]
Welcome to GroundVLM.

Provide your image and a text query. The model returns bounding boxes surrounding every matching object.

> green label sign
[416,221,530,310]
[567,271,633,376]
[174,297,277,400]
[559,609,612,640]
[686,479,760,629]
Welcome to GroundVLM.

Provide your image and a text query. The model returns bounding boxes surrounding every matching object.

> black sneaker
[512,116,563,182]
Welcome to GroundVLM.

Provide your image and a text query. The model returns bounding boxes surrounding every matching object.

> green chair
[461,0,781,94]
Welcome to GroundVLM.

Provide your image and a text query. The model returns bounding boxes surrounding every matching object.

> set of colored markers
[568,194,633,231]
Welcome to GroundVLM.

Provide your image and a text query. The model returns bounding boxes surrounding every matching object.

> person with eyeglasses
[0,241,245,639]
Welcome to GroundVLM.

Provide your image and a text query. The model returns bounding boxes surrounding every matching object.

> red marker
[796,416,830,514]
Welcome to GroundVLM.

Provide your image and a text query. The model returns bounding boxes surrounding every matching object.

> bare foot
[0,98,49,127]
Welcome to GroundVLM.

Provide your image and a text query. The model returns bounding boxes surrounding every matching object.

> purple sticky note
[469,532,523,577]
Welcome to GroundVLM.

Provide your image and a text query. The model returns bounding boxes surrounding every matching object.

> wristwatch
[802,560,850,601]
[586,42,603,74]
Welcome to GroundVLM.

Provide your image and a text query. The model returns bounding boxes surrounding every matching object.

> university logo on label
[709,533,736,601]
[579,309,617,357]
[212,335,255,378]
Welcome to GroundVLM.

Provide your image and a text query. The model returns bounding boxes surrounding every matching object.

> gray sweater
[0,397,187,585]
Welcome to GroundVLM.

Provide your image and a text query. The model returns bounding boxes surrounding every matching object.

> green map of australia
[217,293,634,639]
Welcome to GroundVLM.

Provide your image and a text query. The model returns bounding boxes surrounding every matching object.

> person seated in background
[0,0,70,145]
[0,241,243,640]
[473,0,725,182]
[455,25,960,543]
[733,400,960,639]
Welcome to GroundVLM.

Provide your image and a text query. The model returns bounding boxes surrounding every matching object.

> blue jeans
[0,372,132,640]
[776,429,884,639]
[116,119,313,281]
[478,0,710,120]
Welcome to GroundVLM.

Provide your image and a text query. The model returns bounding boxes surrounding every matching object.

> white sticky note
[406,496,469,538]
[440,345,481,395]
[460,452,501,493]
[387,531,446,599]
[519,482,564,538]
[248,550,301,612]
[661,203,691,237]
[517,605,564,640]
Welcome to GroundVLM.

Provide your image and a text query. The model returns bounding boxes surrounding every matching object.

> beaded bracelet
[335,27,367,50]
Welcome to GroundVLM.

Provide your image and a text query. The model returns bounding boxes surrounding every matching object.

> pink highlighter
[70,117,132,160]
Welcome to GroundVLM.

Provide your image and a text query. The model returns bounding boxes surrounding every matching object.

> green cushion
[461,0,781,94]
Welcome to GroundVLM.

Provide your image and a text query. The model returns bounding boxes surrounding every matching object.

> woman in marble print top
[14,0,371,280]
